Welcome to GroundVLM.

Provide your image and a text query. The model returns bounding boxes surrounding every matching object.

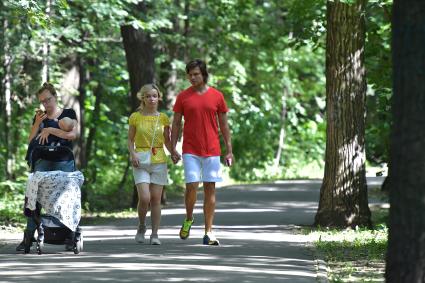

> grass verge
[309,188,389,282]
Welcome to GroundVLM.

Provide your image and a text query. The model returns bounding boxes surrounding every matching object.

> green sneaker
[179,218,194,240]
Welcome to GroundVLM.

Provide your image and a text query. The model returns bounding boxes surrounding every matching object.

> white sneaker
[150,235,161,245]
[135,225,146,243]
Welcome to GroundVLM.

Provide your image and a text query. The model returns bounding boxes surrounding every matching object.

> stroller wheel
[74,233,83,254]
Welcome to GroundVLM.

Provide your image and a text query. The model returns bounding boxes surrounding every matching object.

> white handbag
[138,114,160,167]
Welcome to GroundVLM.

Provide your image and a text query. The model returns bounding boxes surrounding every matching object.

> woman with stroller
[26,82,78,171]
[128,84,172,245]
[16,82,79,251]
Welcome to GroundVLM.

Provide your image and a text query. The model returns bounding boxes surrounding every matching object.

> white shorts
[132,163,168,186]
[182,154,223,184]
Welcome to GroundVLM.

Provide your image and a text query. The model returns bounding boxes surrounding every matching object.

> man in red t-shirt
[171,59,233,245]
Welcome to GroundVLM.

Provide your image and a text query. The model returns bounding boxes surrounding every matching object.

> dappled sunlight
[1,183,322,282]
[0,259,317,279]
[79,224,312,244]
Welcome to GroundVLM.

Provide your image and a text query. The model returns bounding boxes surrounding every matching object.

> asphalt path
[0,178,385,283]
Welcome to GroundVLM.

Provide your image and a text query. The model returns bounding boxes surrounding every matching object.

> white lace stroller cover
[25,170,84,231]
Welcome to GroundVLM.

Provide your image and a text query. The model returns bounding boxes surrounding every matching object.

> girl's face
[143,89,159,108]
[38,90,57,113]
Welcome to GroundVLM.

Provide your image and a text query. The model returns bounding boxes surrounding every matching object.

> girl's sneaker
[135,225,146,243]
[150,235,161,245]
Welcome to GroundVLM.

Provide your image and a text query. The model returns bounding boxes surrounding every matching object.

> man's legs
[179,182,198,239]
[185,182,199,220]
[203,182,216,233]
[202,182,219,245]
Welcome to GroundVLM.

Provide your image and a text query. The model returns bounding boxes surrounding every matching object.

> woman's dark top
[25,108,77,163]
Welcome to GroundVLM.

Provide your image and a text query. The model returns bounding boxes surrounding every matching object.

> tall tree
[2,14,14,179]
[386,1,425,281]
[121,1,155,111]
[314,0,371,228]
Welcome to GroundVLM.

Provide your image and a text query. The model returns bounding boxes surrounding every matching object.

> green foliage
[0,0,392,216]
[365,0,392,165]
[0,179,27,225]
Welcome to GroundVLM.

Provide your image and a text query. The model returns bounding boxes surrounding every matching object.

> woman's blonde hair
[136,83,163,110]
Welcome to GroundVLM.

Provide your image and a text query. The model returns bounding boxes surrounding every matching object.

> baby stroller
[23,145,84,255]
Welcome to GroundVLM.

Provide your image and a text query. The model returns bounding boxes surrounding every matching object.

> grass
[309,187,389,282]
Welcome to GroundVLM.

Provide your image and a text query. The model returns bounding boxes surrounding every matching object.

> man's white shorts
[132,162,168,186]
[182,154,223,183]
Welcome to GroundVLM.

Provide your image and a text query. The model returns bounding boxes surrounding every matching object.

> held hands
[171,149,181,164]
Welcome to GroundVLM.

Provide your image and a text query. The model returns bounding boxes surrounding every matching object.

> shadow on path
[1,179,371,283]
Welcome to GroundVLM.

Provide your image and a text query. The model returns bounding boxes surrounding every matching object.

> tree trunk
[273,87,288,171]
[183,0,190,62]
[385,1,425,281]
[120,2,155,111]
[85,81,102,164]
[41,0,52,83]
[314,0,371,228]
[75,55,88,169]
[3,18,15,180]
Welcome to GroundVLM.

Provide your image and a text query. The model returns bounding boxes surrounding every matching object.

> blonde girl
[128,84,172,245]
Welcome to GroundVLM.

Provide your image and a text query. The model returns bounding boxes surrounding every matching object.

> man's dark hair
[186,59,209,83]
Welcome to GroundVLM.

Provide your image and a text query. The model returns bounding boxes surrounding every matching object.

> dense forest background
[0,0,391,213]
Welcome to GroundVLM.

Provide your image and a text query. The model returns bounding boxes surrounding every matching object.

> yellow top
[129,112,170,163]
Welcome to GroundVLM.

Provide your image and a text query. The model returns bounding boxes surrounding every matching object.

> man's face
[187,67,205,87]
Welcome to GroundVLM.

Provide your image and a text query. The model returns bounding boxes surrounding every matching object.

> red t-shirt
[173,86,229,157]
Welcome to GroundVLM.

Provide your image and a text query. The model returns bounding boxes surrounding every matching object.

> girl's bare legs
[149,184,163,236]
[135,183,150,242]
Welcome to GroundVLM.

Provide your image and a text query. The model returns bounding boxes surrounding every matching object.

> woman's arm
[163,125,172,154]
[128,125,139,168]
[28,113,47,142]
[36,119,78,144]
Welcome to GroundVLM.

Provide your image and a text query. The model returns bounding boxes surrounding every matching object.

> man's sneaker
[179,218,194,240]
[203,232,220,246]
[135,225,146,243]
[150,235,161,245]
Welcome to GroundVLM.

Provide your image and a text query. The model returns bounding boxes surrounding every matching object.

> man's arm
[163,125,172,153]
[171,112,183,163]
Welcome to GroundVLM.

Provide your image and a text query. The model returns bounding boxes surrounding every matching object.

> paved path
[0,178,384,283]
